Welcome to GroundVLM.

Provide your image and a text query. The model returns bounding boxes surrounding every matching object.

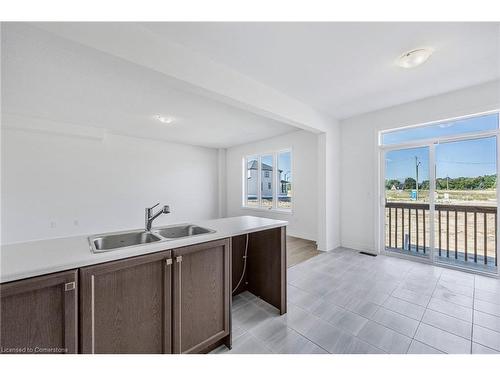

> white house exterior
[247,160,290,202]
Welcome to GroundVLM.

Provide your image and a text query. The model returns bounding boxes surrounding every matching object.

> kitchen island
[0,215,287,354]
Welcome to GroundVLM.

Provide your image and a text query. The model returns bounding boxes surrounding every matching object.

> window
[381,113,499,145]
[261,155,273,207]
[277,151,292,209]
[245,156,258,207]
[380,111,500,273]
[243,150,292,211]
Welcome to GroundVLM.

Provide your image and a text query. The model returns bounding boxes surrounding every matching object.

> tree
[385,179,401,190]
[420,180,430,190]
[435,174,497,190]
[403,177,416,190]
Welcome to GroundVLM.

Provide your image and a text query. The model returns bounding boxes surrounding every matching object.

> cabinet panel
[80,251,171,353]
[0,270,78,354]
[172,238,231,353]
[247,227,287,314]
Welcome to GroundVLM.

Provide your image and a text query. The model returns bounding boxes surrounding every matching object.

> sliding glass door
[381,113,499,274]
[434,137,498,272]
[384,146,431,259]
[382,133,498,274]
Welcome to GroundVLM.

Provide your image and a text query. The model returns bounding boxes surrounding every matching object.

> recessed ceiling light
[155,115,175,125]
[396,48,433,69]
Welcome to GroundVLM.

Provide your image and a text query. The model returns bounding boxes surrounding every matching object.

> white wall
[1,23,343,250]
[1,121,219,244]
[217,148,227,218]
[340,80,500,253]
[225,130,318,241]
[317,124,341,251]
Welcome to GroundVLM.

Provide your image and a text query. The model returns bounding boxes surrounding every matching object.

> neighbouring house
[247,160,291,201]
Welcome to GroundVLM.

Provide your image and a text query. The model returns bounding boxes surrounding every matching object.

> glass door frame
[378,122,500,276]
[379,143,435,263]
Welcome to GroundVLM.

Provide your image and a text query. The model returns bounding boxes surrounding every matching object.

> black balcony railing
[385,202,497,268]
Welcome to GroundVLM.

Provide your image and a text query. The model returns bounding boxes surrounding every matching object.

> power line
[436,160,495,165]
[386,157,494,165]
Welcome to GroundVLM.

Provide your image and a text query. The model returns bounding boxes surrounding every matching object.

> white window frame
[242,148,293,214]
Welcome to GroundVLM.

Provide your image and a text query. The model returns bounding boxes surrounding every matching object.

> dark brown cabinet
[79,238,231,354]
[0,232,268,354]
[0,270,78,354]
[172,238,231,353]
[232,226,287,314]
[79,251,172,354]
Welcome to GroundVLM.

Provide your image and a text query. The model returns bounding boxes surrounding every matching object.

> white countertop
[0,216,287,283]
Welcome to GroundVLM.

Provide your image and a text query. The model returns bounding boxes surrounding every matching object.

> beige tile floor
[211,247,500,354]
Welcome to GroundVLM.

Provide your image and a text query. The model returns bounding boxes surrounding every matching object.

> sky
[382,113,498,145]
[384,114,498,181]
[249,152,291,180]
[278,152,291,181]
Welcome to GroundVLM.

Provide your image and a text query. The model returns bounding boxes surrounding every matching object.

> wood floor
[287,236,321,267]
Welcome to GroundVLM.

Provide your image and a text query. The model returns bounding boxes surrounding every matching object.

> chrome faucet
[145,203,170,232]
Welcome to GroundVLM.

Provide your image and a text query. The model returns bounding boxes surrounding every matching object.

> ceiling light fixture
[396,48,433,69]
[155,115,175,125]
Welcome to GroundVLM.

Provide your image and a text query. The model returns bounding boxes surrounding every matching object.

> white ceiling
[2,24,298,149]
[4,22,499,150]
[140,22,500,119]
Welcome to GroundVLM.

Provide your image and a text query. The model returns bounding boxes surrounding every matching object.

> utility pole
[415,156,421,200]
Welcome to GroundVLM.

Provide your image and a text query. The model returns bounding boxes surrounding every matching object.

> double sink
[89,224,215,253]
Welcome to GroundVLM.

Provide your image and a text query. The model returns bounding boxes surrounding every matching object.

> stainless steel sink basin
[153,224,215,239]
[90,230,162,252]
[88,223,216,253]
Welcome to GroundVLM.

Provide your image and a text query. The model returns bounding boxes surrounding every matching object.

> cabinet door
[172,238,231,354]
[0,270,78,354]
[80,251,172,354]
